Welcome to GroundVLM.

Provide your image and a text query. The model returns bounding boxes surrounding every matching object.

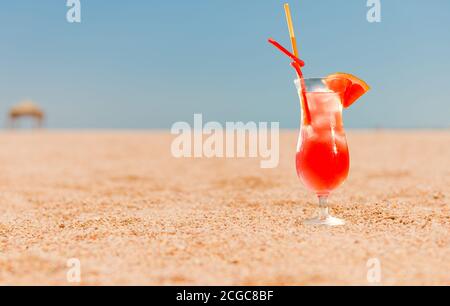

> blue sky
[0,0,449,129]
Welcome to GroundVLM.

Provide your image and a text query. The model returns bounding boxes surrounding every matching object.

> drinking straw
[284,3,299,58]
[268,38,305,67]
[291,62,304,79]
[283,3,311,124]
[291,62,311,124]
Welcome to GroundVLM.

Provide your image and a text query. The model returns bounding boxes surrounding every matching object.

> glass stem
[318,196,330,220]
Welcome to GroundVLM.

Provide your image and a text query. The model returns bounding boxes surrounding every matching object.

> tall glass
[295,77,351,226]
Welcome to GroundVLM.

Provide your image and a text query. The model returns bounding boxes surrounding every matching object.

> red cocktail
[296,82,350,195]
[295,77,351,225]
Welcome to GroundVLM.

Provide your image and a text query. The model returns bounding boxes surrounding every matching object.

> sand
[0,131,448,285]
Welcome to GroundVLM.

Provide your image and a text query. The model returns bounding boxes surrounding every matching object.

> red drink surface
[296,92,350,195]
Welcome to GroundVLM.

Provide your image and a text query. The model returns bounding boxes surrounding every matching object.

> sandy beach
[0,131,448,285]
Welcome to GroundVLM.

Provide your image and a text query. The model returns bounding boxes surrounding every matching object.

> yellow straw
[284,3,299,58]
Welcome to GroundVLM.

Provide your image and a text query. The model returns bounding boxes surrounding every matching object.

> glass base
[303,196,346,227]
[303,216,346,227]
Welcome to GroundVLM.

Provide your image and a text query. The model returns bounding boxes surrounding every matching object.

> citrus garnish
[326,73,370,108]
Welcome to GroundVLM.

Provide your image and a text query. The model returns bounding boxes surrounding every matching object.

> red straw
[268,38,305,67]
[268,38,311,124]
[290,62,303,78]
[291,62,311,124]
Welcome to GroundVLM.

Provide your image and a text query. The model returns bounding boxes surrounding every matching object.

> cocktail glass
[295,77,351,226]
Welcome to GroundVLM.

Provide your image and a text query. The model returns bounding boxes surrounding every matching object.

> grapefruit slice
[326,73,370,108]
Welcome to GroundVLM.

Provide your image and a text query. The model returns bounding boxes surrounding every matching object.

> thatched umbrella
[8,100,45,129]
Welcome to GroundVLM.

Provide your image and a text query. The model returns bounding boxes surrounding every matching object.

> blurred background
[1,0,449,129]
